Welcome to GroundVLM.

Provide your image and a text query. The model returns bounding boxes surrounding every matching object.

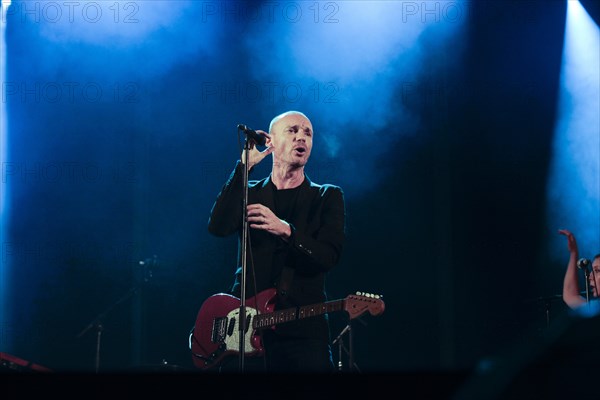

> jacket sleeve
[288,185,346,273]
[207,161,245,237]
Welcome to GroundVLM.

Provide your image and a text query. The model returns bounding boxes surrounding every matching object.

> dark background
[2,1,598,393]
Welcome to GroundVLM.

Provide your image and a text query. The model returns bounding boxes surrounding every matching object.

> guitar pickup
[227,317,236,336]
[245,314,252,333]
[212,317,228,343]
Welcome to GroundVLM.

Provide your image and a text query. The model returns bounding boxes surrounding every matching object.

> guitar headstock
[344,291,385,320]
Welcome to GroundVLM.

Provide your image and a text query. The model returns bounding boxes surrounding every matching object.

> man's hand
[247,203,291,239]
[241,130,274,169]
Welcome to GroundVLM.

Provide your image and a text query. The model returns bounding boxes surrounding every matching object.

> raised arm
[208,131,273,237]
[558,229,586,309]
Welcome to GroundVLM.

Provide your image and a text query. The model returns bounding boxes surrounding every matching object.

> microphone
[577,258,591,270]
[238,124,266,146]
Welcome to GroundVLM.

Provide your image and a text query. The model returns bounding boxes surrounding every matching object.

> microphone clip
[577,258,591,271]
[238,124,267,147]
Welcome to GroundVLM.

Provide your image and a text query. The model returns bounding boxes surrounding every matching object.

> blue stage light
[1,0,13,352]
[547,0,600,261]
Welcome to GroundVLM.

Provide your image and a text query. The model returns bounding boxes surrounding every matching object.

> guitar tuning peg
[356,291,383,298]
[355,291,384,299]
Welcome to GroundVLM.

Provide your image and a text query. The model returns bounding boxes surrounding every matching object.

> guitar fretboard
[253,299,344,329]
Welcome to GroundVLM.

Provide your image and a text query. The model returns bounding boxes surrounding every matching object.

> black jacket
[208,161,346,339]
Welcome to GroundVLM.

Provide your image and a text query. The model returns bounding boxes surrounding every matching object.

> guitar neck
[253,299,344,330]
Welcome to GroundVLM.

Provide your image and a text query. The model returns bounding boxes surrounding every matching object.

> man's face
[590,258,600,297]
[270,114,313,168]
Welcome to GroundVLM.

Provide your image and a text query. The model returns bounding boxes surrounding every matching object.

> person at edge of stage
[207,110,346,373]
[558,228,600,310]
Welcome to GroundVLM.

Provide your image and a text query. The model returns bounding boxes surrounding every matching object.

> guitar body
[190,288,277,370]
[190,288,385,371]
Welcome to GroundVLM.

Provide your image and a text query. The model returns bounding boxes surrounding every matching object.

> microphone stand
[332,319,362,372]
[238,131,256,372]
[76,258,155,373]
[583,267,591,306]
[76,286,140,373]
[332,323,350,372]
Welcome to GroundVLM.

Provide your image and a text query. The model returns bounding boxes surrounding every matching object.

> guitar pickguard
[220,307,260,355]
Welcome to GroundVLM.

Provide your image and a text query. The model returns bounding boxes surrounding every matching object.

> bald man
[207,111,346,373]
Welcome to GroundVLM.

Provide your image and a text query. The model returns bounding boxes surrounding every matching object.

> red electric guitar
[189,288,385,371]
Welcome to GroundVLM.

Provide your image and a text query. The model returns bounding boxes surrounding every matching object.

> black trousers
[217,333,334,373]
[263,332,334,373]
